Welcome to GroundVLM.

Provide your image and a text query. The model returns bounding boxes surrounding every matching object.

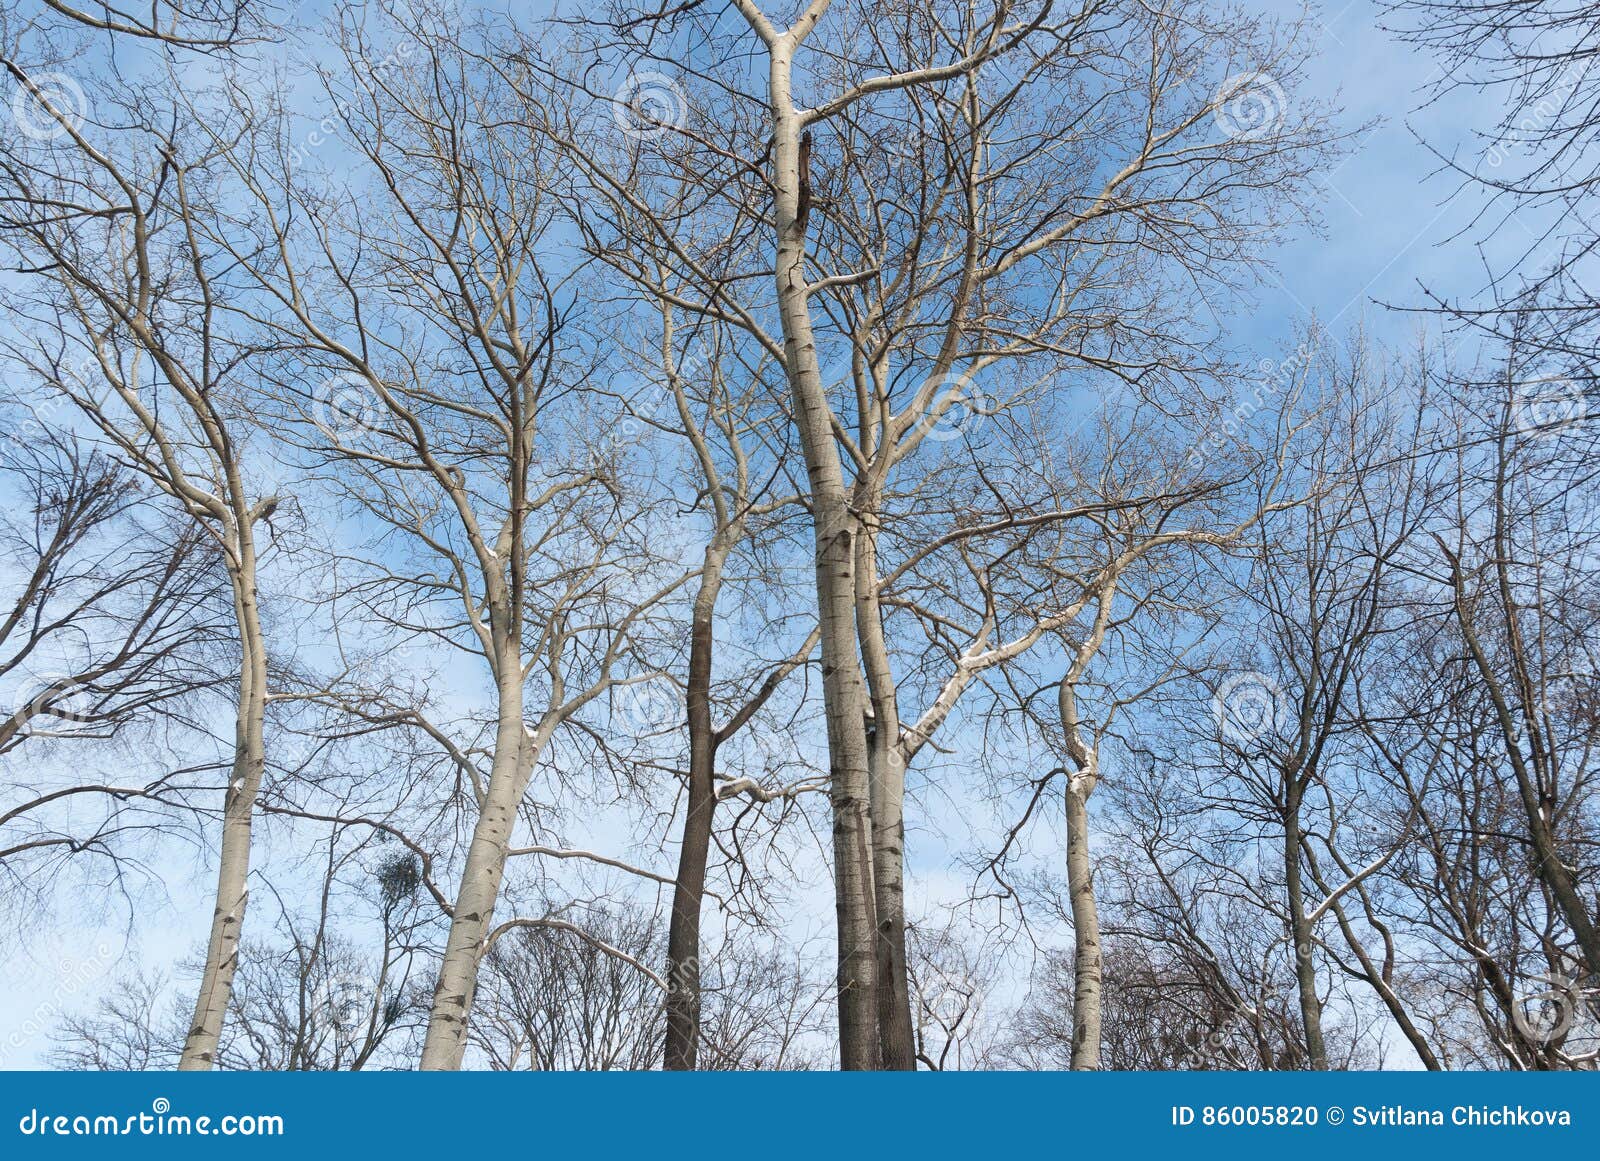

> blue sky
[1239,2,1523,357]
[0,0,1539,1068]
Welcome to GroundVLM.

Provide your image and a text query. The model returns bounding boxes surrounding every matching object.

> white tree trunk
[420,663,532,1069]
[1064,779,1101,1070]
[857,517,914,1068]
[179,546,267,1070]
[767,45,879,1068]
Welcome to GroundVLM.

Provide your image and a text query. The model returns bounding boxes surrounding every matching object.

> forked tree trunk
[664,549,727,1069]
[1064,778,1102,1069]
[179,543,266,1070]
[1317,881,1442,1070]
[1451,528,1600,976]
[767,48,879,1068]
[420,658,530,1069]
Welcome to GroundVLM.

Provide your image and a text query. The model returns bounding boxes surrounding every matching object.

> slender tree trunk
[1323,894,1442,1070]
[1464,451,1600,975]
[767,48,879,1068]
[867,741,912,1070]
[420,656,529,1070]
[1064,778,1102,1070]
[664,548,727,1070]
[855,514,914,1069]
[179,547,266,1070]
[1476,665,1600,974]
[1283,786,1328,1069]
[1448,533,1600,975]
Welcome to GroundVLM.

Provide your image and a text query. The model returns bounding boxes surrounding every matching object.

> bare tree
[16,0,262,49]
[1384,0,1600,384]
[53,839,431,1070]
[0,413,231,921]
[638,312,818,1070]
[521,0,1343,1068]
[8,0,1595,1079]
[0,415,224,759]
[190,10,697,1067]
[0,48,289,1067]
[1428,351,1600,977]
[470,904,666,1071]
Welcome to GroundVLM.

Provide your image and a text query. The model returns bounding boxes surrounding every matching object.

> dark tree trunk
[663,553,724,1069]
